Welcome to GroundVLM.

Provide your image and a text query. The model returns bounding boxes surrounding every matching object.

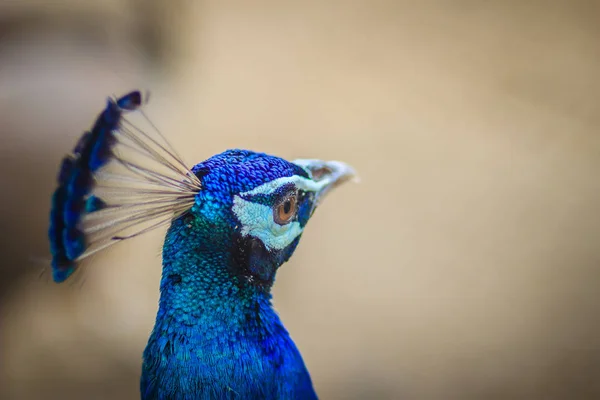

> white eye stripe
[240,175,330,197]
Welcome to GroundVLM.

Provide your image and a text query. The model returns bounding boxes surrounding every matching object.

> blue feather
[85,195,107,212]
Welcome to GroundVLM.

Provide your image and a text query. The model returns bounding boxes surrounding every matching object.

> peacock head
[178,149,355,288]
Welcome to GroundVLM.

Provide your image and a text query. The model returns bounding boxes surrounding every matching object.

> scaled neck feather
[141,215,317,400]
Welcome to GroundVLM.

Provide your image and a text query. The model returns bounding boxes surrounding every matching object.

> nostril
[310,167,333,180]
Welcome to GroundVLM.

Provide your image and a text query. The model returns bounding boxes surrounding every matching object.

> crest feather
[48,90,201,282]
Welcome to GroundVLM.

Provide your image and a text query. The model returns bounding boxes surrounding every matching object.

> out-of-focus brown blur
[1,1,599,399]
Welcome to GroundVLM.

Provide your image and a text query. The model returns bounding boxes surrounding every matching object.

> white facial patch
[232,197,303,251]
[231,175,330,251]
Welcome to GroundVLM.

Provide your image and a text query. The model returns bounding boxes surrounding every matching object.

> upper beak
[292,159,357,203]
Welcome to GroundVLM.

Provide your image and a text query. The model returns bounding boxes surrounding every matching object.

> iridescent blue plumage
[48,90,355,399]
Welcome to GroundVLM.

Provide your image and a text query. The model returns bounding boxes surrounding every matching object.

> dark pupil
[283,200,291,214]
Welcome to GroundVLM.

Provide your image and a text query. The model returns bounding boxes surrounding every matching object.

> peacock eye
[274,193,297,225]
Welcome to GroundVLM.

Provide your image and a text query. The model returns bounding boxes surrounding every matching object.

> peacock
[48,90,355,399]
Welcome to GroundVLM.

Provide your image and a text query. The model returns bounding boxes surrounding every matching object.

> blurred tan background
[1,1,600,399]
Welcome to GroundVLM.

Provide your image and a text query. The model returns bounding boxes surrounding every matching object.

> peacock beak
[292,159,357,204]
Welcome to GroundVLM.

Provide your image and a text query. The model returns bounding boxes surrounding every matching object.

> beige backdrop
[1,1,599,399]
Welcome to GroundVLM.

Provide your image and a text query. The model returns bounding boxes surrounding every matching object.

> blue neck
[140,216,317,400]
